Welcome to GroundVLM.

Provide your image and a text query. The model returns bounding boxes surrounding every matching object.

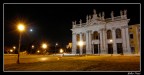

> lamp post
[109,39,113,56]
[31,45,34,54]
[37,50,40,53]
[13,46,16,50]
[42,43,47,55]
[17,23,25,64]
[60,48,64,56]
[32,45,34,49]
[10,49,13,53]
[13,46,16,54]
[78,41,84,55]
[55,43,58,55]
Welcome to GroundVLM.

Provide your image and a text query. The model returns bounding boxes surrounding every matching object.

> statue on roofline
[124,9,127,15]
[111,11,114,17]
[93,9,96,14]
[79,19,82,24]
[72,21,74,25]
[120,10,123,15]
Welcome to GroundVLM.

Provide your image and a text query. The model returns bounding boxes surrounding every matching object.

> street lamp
[109,39,113,43]
[60,48,64,56]
[78,41,84,47]
[10,49,13,53]
[13,46,16,54]
[60,48,63,53]
[13,46,16,50]
[37,50,40,54]
[31,45,34,54]
[30,29,33,32]
[42,43,47,55]
[17,23,25,64]
[32,45,34,49]
[78,41,84,55]
[55,43,58,55]
[109,39,113,56]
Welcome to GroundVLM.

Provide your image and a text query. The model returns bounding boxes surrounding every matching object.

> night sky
[4,4,140,48]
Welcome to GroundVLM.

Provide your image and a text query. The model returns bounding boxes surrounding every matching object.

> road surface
[4,54,60,64]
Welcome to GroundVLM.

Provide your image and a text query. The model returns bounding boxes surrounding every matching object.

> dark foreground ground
[4,54,140,72]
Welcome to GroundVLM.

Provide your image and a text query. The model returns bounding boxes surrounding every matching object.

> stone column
[121,26,127,54]
[98,41,99,54]
[125,26,131,54]
[86,31,90,54]
[89,30,92,54]
[80,32,83,55]
[72,33,77,54]
[112,27,117,54]
[98,31,101,54]
[100,29,103,54]
[102,28,107,54]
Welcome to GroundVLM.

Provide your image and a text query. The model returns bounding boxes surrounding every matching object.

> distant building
[129,24,140,54]
[71,9,140,55]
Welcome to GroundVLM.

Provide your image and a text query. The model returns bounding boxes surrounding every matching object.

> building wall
[71,9,132,55]
[129,24,140,54]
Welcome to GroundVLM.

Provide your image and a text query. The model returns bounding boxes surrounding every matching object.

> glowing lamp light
[42,43,47,49]
[10,49,13,52]
[78,41,84,47]
[37,50,40,53]
[13,46,16,49]
[60,49,63,53]
[17,24,25,31]
[109,39,113,43]
[30,29,33,32]
[17,23,25,64]
[32,45,34,49]
[56,43,58,46]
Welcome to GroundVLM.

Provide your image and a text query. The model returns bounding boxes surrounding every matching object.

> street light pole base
[17,60,20,64]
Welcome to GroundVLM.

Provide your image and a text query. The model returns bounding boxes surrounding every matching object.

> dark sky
[4,4,140,48]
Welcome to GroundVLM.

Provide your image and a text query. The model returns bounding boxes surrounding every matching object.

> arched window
[116,29,121,38]
[76,34,80,41]
[93,31,99,40]
[107,30,112,39]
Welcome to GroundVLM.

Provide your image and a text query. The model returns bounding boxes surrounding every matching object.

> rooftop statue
[93,9,96,14]
[124,9,127,15]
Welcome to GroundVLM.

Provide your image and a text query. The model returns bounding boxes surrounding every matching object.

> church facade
[71,9,132,55]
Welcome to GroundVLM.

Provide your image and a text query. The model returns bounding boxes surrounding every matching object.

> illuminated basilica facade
[71,9,132,55]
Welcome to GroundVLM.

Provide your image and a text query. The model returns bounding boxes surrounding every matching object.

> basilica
[71,9,134,55]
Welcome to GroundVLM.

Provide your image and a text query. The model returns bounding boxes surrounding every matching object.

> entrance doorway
[76,45,80,54]
[94,44,98,54]
[108,44,113,54]
[117,43,123,54]
[82,45,86,54]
